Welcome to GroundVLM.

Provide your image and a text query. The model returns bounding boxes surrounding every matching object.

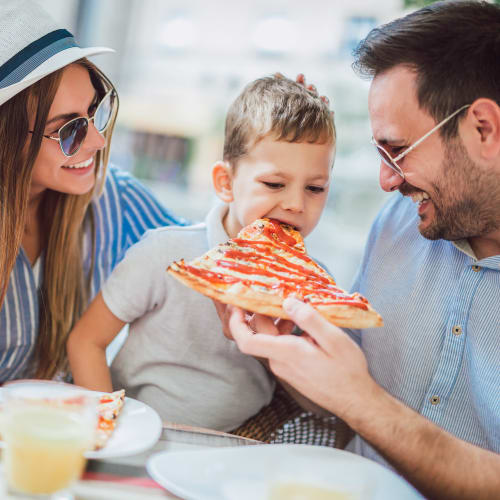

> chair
[230,384,353,449]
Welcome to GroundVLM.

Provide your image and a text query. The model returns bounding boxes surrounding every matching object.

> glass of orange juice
[1,380,97,499]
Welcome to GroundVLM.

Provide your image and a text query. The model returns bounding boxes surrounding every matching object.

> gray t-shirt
[101,203,275,431]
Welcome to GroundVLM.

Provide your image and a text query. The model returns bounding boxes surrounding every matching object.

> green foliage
[405,0,499,8]
[404,0,441,7]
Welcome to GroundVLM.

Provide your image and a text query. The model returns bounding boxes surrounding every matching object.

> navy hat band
[0,29,77,89]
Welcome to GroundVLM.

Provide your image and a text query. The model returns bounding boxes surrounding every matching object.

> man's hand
[296,73,331,107]
[212,299,294,340]
[228,297,374,420]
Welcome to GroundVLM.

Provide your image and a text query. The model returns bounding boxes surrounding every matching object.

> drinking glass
[1,380,97,499]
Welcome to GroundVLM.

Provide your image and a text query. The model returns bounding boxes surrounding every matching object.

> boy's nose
[281,193,305,212]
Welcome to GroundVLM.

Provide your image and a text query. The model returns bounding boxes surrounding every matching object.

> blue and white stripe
[347,193,500,465]
[0,29,77,89]
[0,167,184,382]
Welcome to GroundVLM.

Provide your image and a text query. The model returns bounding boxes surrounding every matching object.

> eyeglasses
[371,104,471,180]
[31,89,117,157]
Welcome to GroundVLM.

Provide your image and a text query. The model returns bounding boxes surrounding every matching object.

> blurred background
[39,0,438,289]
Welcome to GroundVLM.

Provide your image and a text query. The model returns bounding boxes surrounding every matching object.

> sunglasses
[31,89,117,157]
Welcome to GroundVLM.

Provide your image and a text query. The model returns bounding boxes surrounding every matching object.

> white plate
[0,388,162,459]
[147,444,422,500]
[85,395,162,459]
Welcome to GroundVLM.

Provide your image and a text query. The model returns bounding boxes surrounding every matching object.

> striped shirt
[347,193,500,466]
[0,167,183,382]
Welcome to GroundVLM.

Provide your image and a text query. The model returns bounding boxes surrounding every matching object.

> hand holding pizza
[213,299,294,340]
[227,297,379,421]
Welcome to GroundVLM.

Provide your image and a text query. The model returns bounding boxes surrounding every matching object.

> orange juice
[3,407,90,494]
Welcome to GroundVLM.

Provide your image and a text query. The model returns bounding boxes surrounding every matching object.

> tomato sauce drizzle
[222,249,333,286]
[179,220,369,310]
[263,219,298,247]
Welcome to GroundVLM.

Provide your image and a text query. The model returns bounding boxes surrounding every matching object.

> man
[221,2,500,498]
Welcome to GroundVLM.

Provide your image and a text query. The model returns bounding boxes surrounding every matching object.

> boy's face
[217,136,334,239]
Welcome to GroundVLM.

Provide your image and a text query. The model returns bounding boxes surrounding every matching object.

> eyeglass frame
[30,88,118,158]
[370,104,471,180]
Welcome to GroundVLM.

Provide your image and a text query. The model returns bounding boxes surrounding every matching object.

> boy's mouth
[272,218,300,232]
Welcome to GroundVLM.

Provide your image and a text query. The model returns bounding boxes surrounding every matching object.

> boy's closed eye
[262,181,325,194]
[262,181,285,189]
[307,185,325,193]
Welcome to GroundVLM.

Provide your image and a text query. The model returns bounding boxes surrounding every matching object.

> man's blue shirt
[347,193,500,465]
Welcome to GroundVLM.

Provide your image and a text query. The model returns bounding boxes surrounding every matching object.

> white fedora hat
[0,0,114,106]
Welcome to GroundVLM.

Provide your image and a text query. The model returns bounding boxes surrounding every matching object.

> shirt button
[430,395,440,405]
[452,325,463,336]
[472,265,481,272]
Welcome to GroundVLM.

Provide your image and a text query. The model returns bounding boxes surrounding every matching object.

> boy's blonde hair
[223,73,336,165]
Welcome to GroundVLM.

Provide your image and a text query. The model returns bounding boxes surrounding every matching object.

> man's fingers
[283,297,344,354]
[229,307,306,361]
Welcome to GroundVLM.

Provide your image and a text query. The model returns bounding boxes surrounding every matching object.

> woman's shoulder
[101,165,148,200]
[92,165,184,232]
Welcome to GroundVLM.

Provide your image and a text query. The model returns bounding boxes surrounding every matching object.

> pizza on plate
[167,218,383,329]
[94,389,125,450]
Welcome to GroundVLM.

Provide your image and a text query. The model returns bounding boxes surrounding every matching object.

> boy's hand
[212,300,235,340]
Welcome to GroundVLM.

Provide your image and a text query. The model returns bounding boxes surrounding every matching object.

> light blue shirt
[348,194,500,466]
[0,167,183,382]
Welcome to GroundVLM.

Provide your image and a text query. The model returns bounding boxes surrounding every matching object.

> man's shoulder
[362,193,430,263]
[374,193,418,230]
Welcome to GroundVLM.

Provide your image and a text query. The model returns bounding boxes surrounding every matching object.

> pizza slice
[94,389,125,450]
[167,218,383,328]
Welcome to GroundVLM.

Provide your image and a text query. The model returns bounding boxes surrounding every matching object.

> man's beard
[400,138,500,241]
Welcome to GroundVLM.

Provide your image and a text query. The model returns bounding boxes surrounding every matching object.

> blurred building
[36,0,411,287]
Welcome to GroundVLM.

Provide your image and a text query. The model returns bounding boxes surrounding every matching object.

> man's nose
[379,161,404,192]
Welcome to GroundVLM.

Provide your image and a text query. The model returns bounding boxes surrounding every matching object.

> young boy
[67,74,336,431]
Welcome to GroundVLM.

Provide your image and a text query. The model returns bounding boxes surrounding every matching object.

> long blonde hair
[0,59,118,379]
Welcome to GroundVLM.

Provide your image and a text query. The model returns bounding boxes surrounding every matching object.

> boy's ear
[212,161,234,202]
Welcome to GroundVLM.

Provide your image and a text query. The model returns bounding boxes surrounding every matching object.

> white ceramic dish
[85,395,162,459]
[147,443,423,500]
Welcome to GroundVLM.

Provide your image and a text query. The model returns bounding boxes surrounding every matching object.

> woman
[0,0,182,382]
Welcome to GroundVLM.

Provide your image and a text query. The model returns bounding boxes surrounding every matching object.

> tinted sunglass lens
[94,92,114,132]
[60,118,88,156]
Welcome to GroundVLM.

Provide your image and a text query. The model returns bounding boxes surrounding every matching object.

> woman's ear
[212,161,234,202]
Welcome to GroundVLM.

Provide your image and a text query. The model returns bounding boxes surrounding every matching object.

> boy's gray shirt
[102,202,275,431]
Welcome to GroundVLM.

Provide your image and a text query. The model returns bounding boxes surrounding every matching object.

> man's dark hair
[353,1,500,138]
